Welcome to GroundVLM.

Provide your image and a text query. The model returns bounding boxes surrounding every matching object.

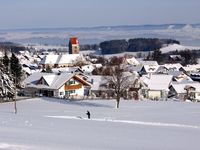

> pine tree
[2,51,10,73]
[10,53,22,86]
[152,49,163,64]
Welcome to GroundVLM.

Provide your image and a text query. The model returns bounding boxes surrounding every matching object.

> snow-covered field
[0,98,200,150]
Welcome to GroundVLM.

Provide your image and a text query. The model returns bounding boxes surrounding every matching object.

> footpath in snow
[46,115,200,129]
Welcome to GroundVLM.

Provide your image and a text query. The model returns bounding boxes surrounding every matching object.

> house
[140,65,160,75]
[88,72,140,100]
[40,54,84,68]
[140,74,173,100]
[168,55,182,63]
[81,64,102,75]
[51,67,84,74]
[139,61,159,75]
[163,63,183,71]
[87,75,110,98]
[125,57,140,66]
[23,72,91,99]
[156,66,168,74]
[167,70,192,83]
[69,37,80,54]
[139,60,158,66]
[182,64,200,74]
[169,82,200,101]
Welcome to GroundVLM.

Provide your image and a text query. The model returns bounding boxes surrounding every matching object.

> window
[60,92,64,95]
[65,90,75,95]
[69,80,75,85]
[70,90,75,94]
[65,80,75,85]
[65,91,70,95]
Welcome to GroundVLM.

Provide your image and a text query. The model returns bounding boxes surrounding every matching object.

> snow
[0,98,200,150]
[40,54,84,66]
[172,82,200,93]
[42,74,57,86]
[160,44,200,53]
[24,72,74,89]
[141,74,173,91]
[126,57,140,66]
[46,115,199,129]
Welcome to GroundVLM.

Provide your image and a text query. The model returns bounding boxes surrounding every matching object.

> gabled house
[139,61,158,66]
[163,63,183,71]
[23,72,91,99]
[167,70,192,83]
[139,61,159,75]
[156,66,168,74]
[140,65,160,75]
[140,74,173,100]
[81,64,102,75]
[168,55,182,63]
[169,82,200,101]
[40,54,85,68]
[125,57,140,66]
[87,75,110,98]
[182,64,200,74]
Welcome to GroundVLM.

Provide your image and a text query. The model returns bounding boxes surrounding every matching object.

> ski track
[45,116,200,129]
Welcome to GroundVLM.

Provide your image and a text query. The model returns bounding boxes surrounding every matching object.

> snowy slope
[160,44,200,53]
[0,98,200,150]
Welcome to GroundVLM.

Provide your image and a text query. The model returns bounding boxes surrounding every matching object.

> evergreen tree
[10,53,22,86]
[2,51,10,73]
[152,49,163,64]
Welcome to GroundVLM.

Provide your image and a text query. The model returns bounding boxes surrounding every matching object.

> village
[2,37,196,103]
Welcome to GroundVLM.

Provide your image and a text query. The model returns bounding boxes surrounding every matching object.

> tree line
[100,38,180,54]
[150,49,199,65]
[0,42,26,54]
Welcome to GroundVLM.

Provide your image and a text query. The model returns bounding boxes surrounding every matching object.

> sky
[0,0,199,29]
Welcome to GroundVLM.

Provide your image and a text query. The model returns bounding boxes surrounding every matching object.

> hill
[100,38,180,54]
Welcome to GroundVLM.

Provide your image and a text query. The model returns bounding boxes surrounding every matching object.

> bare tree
[104,57,135,108]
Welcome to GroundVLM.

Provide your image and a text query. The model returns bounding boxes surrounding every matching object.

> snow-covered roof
[126,57,140,66]
[167,70,192,83]
[183,64,200,72]
[171,82,200,93]
[22,67,31,75]
[52,67,83,74]
[141,74,173,91]
[58,54,80,64]
[167,70,183,77]
[127,65,142,73]
[40,54,59,65]
[42,74,57,86]
[24,72,90,90]
[142,65,160,73]
[88,75,104,91]
[40,54,83,65]
[140,61,158,66]
[81,65,95,73]
[163,63,183,71]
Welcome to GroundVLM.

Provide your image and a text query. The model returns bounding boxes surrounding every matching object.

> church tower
[68,37,80,54]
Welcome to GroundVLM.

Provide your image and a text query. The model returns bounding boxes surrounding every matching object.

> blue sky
[0,0,199,29]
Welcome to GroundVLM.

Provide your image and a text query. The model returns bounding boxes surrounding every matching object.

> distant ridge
[1,23,200,32]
